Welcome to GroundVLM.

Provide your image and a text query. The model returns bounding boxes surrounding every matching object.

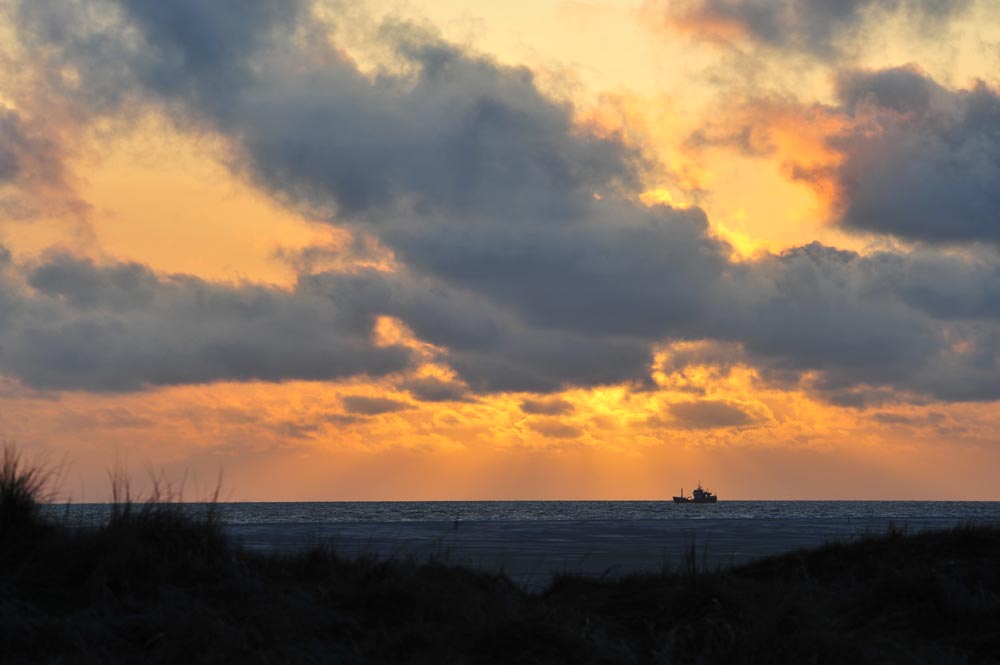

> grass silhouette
[1,445,998,663]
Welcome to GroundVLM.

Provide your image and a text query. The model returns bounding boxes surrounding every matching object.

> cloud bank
[831,66,1000,245]
[5,1,1000,408]
[0,251,412,390]
[652,0,972,57]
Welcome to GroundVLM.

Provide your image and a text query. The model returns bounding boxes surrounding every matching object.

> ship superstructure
[672,482,718,504]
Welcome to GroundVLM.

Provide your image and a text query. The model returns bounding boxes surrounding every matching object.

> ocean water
[48,499,1000,525]
[49,501,1000,590]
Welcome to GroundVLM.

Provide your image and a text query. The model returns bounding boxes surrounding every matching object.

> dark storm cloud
[527,420,582,439]
[12,1,1000,405]
[385,202,728,339]
[27,253,160,310]
[303,264,681,395]
[728,243,940,382]
[668,400,754,429]
[520,398,575,416]
[829,66,1000,245]
[234,47,639,222]
[655,340,746,375]
[0,252,413,391]
[852,247,1000,321]
[13,1,722,393]
[397,376,470,403]
[309,244,999,403]
[684,65,1000,247]
[0,112,26,183]
[15,0,306,117]
[0,108,81,220]
[721,244,1000,403]
[871,411,946,426]
[657,0,971,57]
[340,395,412,415]
[815,386,911,409]
[0,109,57,185]
[448,329,657,395]
[18,0,637,221]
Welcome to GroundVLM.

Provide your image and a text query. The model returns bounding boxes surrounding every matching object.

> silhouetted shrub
[1,450,998,664]
[0,444,55,538]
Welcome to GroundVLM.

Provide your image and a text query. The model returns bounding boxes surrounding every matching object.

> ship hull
[672,496,717,503]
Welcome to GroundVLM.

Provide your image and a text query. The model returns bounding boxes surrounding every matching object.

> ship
[672,482,718,504]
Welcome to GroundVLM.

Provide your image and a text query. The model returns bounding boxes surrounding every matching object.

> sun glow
[4,0,1000,500]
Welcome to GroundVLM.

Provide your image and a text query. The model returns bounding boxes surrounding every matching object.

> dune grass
[1,448,998,664]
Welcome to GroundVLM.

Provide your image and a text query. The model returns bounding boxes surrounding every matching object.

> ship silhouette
[672,482,718,504]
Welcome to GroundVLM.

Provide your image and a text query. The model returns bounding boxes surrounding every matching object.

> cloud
[668,399,755,429]
[368,269,671,394]
[651,0,972,57]
[0,251,413,391]
[335,239,1000,404]
[724,243,1000,403]
[386,203,727,340]
[17,0,638,222]
[683,65,1000,248]
[340,395,412,415]
[0,107,85,221]
[527,419,583,439]
[11,2,730,395]
[55,406,154,430]
[871,410,946,426]
[13,2,1000,407]
[0,111,30,184]
[729,243,939,379]
[520,398,575,416]
[397,376,470,403]
[827,66,1000,245]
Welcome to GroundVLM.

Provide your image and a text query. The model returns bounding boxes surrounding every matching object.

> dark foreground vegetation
[1,452,998,663]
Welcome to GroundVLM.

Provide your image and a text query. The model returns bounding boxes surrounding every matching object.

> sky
[2,0,1000,500]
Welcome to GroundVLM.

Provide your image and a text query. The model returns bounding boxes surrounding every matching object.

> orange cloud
[686,97,851,210]
[574,91,706,201]
[649,4,749,46]
[5,364,1000,500]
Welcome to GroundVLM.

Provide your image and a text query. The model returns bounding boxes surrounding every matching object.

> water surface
[51,499,1000,525]
[50,501,1000,590]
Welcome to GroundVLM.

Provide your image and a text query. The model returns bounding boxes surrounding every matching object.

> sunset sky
[3,0,1000,500]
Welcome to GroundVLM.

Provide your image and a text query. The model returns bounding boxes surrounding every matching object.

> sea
[49,501,1000,591]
